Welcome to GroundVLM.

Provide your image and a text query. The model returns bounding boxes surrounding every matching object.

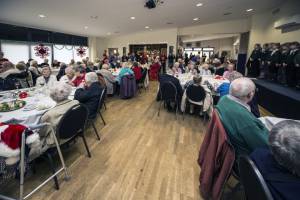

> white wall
[104,28,178,55]
[248,0,300,54]
[178,19,251,36]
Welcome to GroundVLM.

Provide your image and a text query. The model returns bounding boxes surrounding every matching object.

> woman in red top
[72,66,86,87]
[132,62,142,81]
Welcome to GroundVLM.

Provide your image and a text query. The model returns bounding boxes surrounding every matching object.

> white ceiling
[0,0,283,37]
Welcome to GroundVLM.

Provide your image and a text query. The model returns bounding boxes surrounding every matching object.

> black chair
[137,68,148,92]
[238,155,274,200]
[157,81,178,118]
[183,84,207,119]
[97,89,106,125]
[56,104,91,157]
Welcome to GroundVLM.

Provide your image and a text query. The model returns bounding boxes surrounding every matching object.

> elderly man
[250,120,300,200]
[199,63,212,76]
[40,83,79,146]
[216,77,269,157]
[74,72,103,118]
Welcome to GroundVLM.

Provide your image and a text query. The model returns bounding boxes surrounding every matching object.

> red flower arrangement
[34,44,50,58]
[76,46,87,57]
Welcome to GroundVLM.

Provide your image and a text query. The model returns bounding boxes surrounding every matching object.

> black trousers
[286,65,297,87]
[249,60,260,77]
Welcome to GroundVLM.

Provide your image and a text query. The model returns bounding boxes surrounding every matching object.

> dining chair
[157,81,178,119]
[0,123,70,200]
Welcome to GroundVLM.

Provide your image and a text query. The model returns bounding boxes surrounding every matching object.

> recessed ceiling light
[38,14,46,18]
[196,3,203,7]
[193,18,199,21]
[130,16,135,20]
[246,8,253,12]
[145,26,150,29]
[107,32,111,35]
[90,15,98,20]
[84,26,88,29]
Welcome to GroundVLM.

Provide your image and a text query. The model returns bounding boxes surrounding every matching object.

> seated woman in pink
[223,63,236,80]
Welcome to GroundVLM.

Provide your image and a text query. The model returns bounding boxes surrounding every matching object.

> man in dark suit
[248,44,262,77]
[286,42,300,88]
[268,43,281,82]
[157,74,183,111]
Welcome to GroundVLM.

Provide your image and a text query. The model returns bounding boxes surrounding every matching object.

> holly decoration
[34,44,50,58]
[76,46,87,57]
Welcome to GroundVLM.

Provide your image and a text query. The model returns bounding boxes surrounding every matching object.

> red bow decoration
[76,46,87,57]
[34,44,50,59]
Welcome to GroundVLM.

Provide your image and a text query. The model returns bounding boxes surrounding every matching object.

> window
[30,44,52,65]
[1,42,29,64]
[53,45,73,64]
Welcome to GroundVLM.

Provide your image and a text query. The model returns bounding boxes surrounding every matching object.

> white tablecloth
[259,116,300,131]
[0,95,56,125]
[177,74,229,91]
[0,87,76,126]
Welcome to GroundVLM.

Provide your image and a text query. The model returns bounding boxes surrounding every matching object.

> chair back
[56,104,89,140]
[239,155,274,200]
[120,74,137,99]
[160,81,177,102]
[186,84,206,102]
[96,89,106,113]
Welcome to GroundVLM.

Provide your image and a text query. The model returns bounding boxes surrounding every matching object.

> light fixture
[145,26,150,29]
[107,32,111,35]
[84,26,88,29]
[193,18,199,21]
[196,3,203,7]
[246,8,253,12]
[130,16,135,20]
[38,14,46,18]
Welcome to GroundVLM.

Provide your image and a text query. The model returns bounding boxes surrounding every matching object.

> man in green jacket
[216,77,269,157]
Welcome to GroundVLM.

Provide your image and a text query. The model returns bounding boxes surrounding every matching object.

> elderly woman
[0,61,21,90]
[116,62,134,83]
[60,66,75,84]
[15,62,33,88]
[74,72,103,118]
[223,63,236,79]
[199,63,212,76]
[36,65,57,88]
[250,120,300,200]
[40,83,79,145]
[29,60,40,85]
[72,66,86,87]
[99,63,115,95]
[56,62,68,80]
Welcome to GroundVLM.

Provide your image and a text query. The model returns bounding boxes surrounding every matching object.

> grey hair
[229,77,255,98]
[30,60,37,66]
[50,83,72,102]
[85,72,99,84]
[174,62,180,67]
[65,66,74,74]
[228,71,243,82]
[102,64,109,69]
[269,120,300,176]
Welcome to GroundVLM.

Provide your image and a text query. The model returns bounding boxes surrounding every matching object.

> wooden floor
[1,82,206,200]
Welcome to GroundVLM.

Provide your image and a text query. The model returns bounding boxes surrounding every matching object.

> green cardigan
[216,96,269,157]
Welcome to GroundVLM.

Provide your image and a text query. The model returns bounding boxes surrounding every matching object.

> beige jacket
[39,100,79,146]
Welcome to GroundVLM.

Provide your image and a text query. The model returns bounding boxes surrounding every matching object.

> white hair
[269,120,300,176]
[30,60,37,66]
[229,77,255,98]
[50,83,72,102]
[174,62,180,67]
[102,64,109,69]
[85,72,99,84]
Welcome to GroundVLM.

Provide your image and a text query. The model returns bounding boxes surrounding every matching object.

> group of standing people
[248,42,300,88]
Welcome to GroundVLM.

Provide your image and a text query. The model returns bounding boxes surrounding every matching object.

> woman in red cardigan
[149,57,161,81]
[132,62,142,81]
